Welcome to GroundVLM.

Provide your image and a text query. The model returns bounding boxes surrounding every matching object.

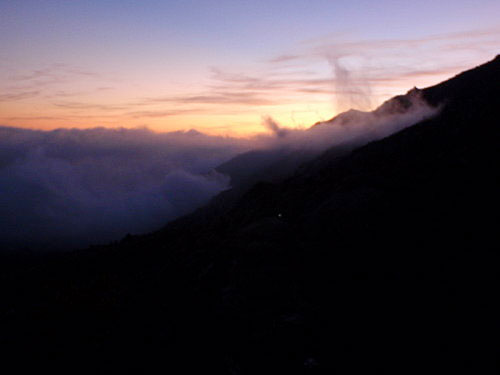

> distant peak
[407,86,421,95]
[185,129,203,136]
[345,108,366,115]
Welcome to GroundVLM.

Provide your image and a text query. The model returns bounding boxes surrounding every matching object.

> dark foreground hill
[1,56,499,374]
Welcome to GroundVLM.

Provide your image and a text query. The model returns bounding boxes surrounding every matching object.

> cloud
[10,67,62,83]
[259,27,500,107]
[138,91,278,107]
[10,64,101,85]
[0,64,111,107]
[263,116,289,138]
[128,109,204,118]
[3,116,65,122]
[327,56,372,112]
[301,27,500,57]
[267,54,302,64]
[259,88,438,151]
[53,101,129,111]
[0,126,251,250]
[0,91,40,102]
[0,85,439,251]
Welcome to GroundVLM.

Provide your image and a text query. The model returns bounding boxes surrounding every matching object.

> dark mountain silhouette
[214,84,430,210]
[1,56,499,374]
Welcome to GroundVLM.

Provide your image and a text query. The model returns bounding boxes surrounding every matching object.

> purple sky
[1,0,499,135]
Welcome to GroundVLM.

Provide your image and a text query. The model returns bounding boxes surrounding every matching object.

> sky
[1,0,500,136]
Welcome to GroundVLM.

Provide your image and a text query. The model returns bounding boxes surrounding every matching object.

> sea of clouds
[0,127,253,250]
[0,92,437,250]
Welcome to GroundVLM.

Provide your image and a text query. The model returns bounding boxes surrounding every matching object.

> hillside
[1,56,499,374]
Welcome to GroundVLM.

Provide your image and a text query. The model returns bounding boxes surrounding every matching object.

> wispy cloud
[3,28,498,130]
[3,116,64,122]
[142,92,277,106]
[227,27,500,111]
[296,27,500,57]
[128,108,205,118]
[267,54,302,64]
[10,67,63,83]
[1,64,110,106]
[53,101,129,111]
[0,90,40,102]
[10,63,100,85]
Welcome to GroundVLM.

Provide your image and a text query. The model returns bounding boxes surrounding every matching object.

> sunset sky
[1,0,499,136]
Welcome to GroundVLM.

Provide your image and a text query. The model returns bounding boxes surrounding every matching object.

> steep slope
[1,56,499,374]
[218,81,432,195]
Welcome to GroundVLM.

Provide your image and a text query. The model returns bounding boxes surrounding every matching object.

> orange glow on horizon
[0,94,340,137]
[0,60,483,138]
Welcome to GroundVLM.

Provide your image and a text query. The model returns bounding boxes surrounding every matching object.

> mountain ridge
[1,55,499,374]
